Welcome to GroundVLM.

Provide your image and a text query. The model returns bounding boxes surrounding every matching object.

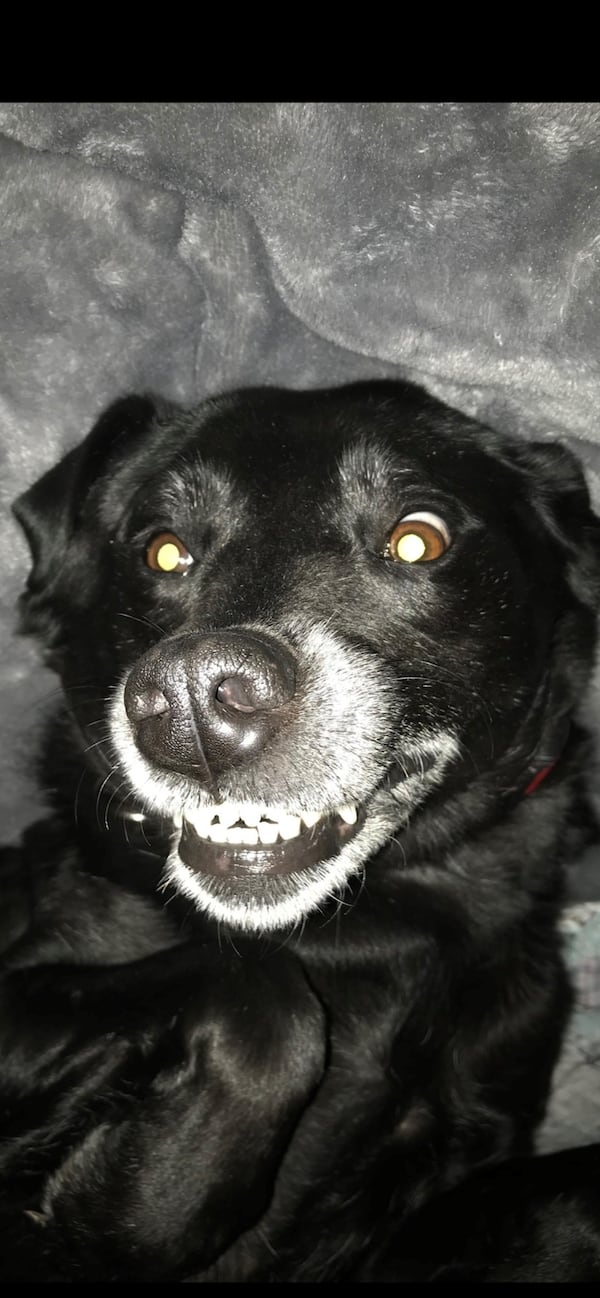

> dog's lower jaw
[165,815,383,932]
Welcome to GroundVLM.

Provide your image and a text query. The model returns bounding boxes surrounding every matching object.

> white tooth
[226,827,259,846]
[279,814,301,840]
[208,823,229,844]
[186,809,213,838]
[225,827,243,844]
[214,804,264,829]
[238,807,262,827]
[339,804,357,825]
[172,811,183,829]
[257,821,279,845]
[218,803,242,829]
[302,811,321,828]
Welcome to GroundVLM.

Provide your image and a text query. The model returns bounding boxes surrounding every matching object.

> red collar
[521,714,571,797]
[523,760,559,797]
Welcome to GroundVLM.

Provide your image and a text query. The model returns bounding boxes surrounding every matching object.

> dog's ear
[13,395,161,582]
[502,439,600,610]
[13,394,168,638]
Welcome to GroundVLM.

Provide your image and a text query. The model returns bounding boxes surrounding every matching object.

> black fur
[1,381,600,1281]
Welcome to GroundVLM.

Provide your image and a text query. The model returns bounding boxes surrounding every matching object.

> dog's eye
[387,513,451,563]
[145,532,194,573]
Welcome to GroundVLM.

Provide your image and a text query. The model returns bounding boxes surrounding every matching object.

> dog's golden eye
[388,513,451,563]
[145,532,194,573]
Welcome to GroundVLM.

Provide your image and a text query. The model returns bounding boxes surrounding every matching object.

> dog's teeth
[224,827,244,844]
[216,803,241,829]
[172,811,183,829]
[186,809,213,837]
[279,814,301,840]
[213,804,264,829]
[339,804,357,825]
[208,823,229,844]
[257,820,279,844]
[184,805,335,845]
[257,821,279,844]
[238,807,262,827]
[226,827,259,846]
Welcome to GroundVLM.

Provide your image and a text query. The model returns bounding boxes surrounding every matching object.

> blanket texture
[1,102,599,1150]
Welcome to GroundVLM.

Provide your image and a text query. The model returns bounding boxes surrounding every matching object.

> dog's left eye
[387,512,451,563]
[145,532,194,573]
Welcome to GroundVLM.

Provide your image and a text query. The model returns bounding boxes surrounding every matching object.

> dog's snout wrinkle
[124,629,296,782]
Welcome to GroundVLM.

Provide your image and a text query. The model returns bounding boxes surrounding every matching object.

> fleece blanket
[0,102,599,1150]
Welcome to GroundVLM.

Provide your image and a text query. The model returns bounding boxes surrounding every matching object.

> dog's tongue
[178,813,360,878]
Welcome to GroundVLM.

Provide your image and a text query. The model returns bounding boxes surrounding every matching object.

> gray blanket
[1,102,599,1149]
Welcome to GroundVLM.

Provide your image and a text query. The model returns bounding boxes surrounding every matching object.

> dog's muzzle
[123,629,364,880]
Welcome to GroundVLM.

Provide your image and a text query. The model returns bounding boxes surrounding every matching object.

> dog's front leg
[4,950,326,1281]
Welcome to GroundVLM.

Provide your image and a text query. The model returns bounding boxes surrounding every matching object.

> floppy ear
[13,395,162,590]
[502,439,600,610]
[13,393,169,640]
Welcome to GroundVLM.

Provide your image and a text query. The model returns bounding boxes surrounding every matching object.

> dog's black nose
[124,630,296,780]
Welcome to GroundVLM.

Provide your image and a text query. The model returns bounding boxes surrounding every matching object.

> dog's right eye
[145,532,194,574]
[387,512,451,563]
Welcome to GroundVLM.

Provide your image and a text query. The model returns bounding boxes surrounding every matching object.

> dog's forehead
[171,429,420,498]
[162,394,492,505]
[103,387,515,541]
[152,435,423,539]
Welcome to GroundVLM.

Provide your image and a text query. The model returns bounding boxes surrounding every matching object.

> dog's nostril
[215,676,258,714]
[125,684,171,725]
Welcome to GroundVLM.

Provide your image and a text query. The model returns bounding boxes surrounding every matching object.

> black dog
[1,381,600,1281]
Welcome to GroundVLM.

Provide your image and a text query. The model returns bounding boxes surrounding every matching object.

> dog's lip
[177,809,364,878]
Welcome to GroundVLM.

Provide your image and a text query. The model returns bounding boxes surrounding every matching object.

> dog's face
[13,383,600,932]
